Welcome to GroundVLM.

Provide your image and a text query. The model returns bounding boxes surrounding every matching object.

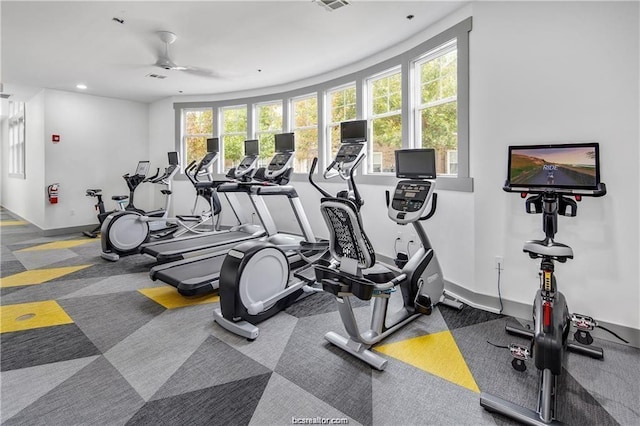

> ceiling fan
[154,31,216,77]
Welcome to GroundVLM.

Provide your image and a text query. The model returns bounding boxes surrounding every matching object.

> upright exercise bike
[314,148,462,370]
[82,189,129,238]
[481,142,610,425]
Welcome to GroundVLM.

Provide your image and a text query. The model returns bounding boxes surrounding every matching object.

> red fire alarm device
[52,135,60,143]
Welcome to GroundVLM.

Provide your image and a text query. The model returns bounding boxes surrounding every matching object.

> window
[8,101,26,178]
[291,94,318,173]
[174,18,471,190]
[415,41,458,176]
[327,84,356,158]
[221,105,247,171]
[182,108,213,167]
[255,101,282,166]
[368,68,402,174]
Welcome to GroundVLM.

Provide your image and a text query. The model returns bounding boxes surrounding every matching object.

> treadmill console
[234,155,259,179]
[389,180,435,225]
[265,151,294,179]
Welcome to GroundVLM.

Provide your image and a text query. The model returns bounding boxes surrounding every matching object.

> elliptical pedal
[414,294,433,315]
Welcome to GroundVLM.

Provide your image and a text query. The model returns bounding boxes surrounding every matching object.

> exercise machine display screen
[506,143,600,190]
[392,182,431,213]
[341,120,367,143]
[168,152,179,166]
[395,149,436,179]
[268,152,292,171]
[244,139,259,156]
[207,138,220,153]
[135,161,150,176]
[275,133,295,152]
[335,143,365,165]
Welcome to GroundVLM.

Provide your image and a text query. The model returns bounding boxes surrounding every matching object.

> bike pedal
[509,344,529,372]
[571,313,596,331]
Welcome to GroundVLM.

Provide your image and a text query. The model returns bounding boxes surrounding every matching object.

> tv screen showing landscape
[507,143,600,189]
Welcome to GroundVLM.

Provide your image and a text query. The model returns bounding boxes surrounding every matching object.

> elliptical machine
[100,152,180,261]
[314,148,461,370]
[212,123,376,339]
[82,189,129,238]
[480,142,616,425]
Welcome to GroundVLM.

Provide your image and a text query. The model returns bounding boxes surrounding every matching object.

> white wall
[470,1,639,329]
[42,90,150,230]
[1,90,46,227]
[1,89,150,230]
[150,1,639,332]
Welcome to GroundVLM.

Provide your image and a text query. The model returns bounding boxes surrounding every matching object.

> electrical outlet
[495,256,504,270]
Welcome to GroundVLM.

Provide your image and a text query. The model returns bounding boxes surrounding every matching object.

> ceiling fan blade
[183,66,219,78]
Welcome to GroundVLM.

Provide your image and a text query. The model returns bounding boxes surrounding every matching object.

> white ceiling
[1,1,467,104]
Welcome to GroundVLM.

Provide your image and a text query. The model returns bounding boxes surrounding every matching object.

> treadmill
[140,139,267,264]
[149,133,317,296]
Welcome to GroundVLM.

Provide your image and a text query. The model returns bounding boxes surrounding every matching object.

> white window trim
[220,105,248,171]
[8,101,26,179]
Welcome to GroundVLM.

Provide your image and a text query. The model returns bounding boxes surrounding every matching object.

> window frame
[180,107,214,172]
[8,101,26,179]
[290,93,319,174]
[326,83,357,160]
[173,17,472,191]
[366,66,403,175]
[220,104,248,172]
[413,39,459,177]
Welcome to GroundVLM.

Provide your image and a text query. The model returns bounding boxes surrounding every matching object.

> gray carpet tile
[371,355,496,425]
[284,288,369,318]
[103,304,215,401]
[12,248,80,270]
[275,307,374,425]
[0,260,26,278]
[4,356,146,426]
[60,272,165,299]
[452,318,623,425]
[57,291,166,353]
[0,277,105,306]
[127,373,272,426]
[1,324,101,372]
[566,337,640,425]
[0,356,99,421]
[440,303,505,330]
[250,372,362,426]
[210,309,299,370]
[376,304,451,346]
[0,287,24,297]
[44,255,156,281]
[151,334,272,401]
[1,244,18,262]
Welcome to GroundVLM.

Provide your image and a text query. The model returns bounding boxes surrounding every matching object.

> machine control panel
[234,155,259,179]
[335,142,365,168]
[389,180,434,224]
[265,151,294,179]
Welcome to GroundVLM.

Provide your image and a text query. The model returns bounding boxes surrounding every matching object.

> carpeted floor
[1,208,638,425]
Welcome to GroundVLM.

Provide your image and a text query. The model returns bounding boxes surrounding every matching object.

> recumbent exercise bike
[314,148,462,370]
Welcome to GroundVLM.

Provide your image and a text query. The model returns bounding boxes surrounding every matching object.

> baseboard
[377,253,640,348]
[42,224,97,237]
[1,206,97,237]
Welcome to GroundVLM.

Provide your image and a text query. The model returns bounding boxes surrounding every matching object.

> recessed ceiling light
[76,84,87,90]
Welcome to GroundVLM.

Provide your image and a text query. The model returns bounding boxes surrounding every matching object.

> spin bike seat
[523,239,573,261]
[111,195,128,201]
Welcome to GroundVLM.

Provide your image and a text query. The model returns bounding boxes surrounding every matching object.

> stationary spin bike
[315,148,462,370]
[481,142,614,425]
